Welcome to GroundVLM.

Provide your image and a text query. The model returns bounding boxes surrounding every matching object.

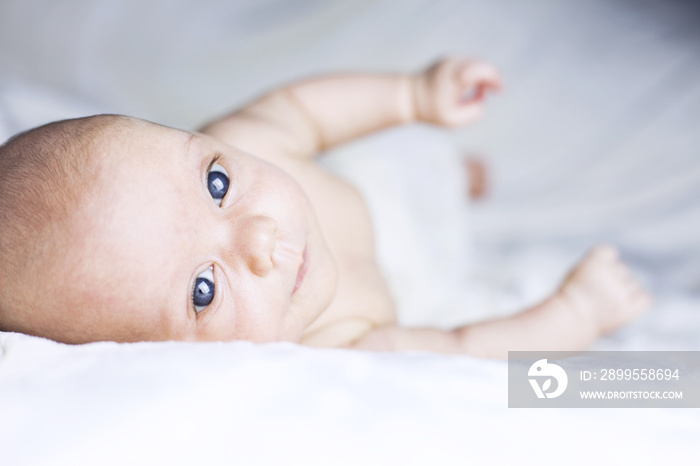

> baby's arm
[350,246,651,359]
[200,58,502,159]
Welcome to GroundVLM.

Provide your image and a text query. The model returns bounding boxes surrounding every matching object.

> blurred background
[1,0,699,334]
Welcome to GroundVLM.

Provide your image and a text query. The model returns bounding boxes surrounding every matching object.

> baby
[0,58,651,358]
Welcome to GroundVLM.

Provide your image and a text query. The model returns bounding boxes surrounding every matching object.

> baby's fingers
[445,100,485,127]
[456,61,503,96]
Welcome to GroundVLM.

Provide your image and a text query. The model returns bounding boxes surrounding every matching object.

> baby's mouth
[292,244,309,294]
[292,243,309,295]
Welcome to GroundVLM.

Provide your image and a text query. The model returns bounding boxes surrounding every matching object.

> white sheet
[1,0,700,464]
[1,331,699,466]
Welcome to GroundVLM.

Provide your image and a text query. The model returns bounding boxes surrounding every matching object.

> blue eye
[207,163,229,206]
[193,266,215,314]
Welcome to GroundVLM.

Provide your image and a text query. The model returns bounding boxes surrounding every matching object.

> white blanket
[1,0,700,464]
[1,331,699,466]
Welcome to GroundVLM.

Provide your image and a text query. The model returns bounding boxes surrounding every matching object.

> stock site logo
[528,359,568,399]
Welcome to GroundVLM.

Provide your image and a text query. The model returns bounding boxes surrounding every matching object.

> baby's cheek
[228,290,293,342]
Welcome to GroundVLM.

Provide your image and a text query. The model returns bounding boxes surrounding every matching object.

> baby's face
[52,118,337,343]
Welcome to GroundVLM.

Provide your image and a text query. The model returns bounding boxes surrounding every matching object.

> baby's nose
[238,215,277,277]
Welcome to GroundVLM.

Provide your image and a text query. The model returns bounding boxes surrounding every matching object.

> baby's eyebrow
[183,132,197,152]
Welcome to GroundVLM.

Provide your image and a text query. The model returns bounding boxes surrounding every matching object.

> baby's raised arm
[200,58,502,159]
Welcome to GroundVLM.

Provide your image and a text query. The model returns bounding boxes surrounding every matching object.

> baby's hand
[558,245,652,337]
[412,58,502,127]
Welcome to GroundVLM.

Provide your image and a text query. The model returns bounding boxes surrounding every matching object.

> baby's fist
[412,58,502,127]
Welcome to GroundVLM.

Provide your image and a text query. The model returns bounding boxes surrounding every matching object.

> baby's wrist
[407,71,438,125]
[552,289,602,341]
[398,74,420,124]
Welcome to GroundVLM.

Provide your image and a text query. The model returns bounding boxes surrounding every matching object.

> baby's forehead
[48,130,198,340]
[0,115,198,342]
[104,119,198,163]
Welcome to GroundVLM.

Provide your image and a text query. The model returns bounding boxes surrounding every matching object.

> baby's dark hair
[0,115,121,333]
